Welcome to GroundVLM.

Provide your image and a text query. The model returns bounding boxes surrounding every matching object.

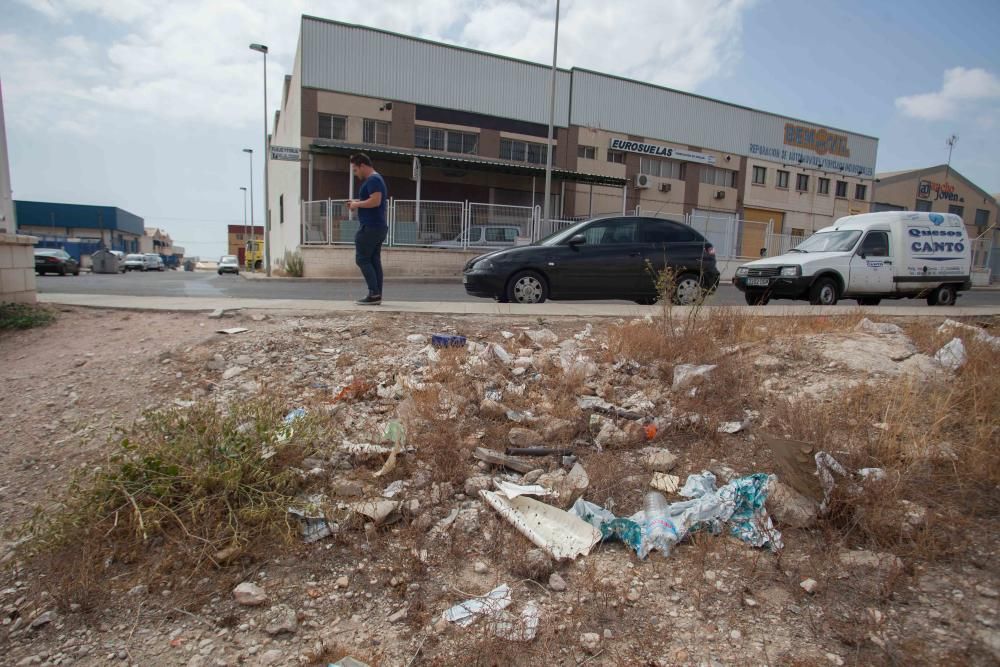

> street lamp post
[542,0,561,235]
[240,186,248,264]
[242,148,254,271]
[250,43,270,276]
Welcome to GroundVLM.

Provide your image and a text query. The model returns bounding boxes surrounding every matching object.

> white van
[734,211,972,306]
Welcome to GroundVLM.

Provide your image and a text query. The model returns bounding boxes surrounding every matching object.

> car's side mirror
[859,252,867,259]
[568,235,586,246]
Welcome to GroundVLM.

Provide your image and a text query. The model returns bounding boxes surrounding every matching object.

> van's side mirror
[568,234,586,246]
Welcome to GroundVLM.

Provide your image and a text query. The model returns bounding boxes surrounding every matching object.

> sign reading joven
[609,138,717,165]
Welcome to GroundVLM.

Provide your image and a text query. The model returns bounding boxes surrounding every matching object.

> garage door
[742,208,784,259]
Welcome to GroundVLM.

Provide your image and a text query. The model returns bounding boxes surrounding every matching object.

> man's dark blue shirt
[358,172,388,228]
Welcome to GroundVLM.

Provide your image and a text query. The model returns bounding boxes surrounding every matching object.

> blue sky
[2,0,998,258]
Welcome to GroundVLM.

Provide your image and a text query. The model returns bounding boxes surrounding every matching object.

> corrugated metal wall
[570,70,878,174]
[302,17,571,127]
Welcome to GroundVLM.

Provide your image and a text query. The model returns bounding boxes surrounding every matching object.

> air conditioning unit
[635,174,651,189]
[714,190,726,199]
[658,183,671,193]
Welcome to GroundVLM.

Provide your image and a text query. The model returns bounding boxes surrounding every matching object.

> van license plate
[747,277,770,287]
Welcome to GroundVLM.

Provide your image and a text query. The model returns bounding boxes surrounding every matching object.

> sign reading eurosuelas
[609,138,716,165]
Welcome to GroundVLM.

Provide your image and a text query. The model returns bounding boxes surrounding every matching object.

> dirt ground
[1,306,998,667]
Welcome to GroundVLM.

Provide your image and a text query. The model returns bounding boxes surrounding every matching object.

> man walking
[348,153,388,305]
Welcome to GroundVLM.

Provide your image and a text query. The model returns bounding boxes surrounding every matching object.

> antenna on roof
[945,134,958,182]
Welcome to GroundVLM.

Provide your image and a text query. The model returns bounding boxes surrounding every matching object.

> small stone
[479,399,507,420]
[825,653,845,666]
[206,354,226,371]
[236,355,252,367]
[464,476,492,496]
[519,549,553,580]
[977,585,999,599]
[522,469,544,485]
[644,449,677,473]
[30,611,55,629]
[730,629,742,640]
[257,649,284,666]
[388,608,408,623]
[800,578,819,594]
[208,308,225,319]
[627,588,641,602]
[232,582,267,607]
[508,427,544,448]
[127,585,148,597]
[838,549,903,571]
[336,576,350,589]
[264,605,297,636]
[580,632,601,654]
[251,314,268,322]
[474,562,489,575]
[222,366,246,381]
[548,573,567,592]
[603,628,613,640]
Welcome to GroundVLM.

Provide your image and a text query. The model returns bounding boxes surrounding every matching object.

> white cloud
[895,67,1000,121]
[8,0,753,130]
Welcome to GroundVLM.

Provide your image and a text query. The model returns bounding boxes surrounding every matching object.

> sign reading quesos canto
[608,138,717,165]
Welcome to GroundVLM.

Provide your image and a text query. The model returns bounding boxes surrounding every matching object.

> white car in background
[123,254,147,271]
[218,255,240,275]
[143,254,165,271]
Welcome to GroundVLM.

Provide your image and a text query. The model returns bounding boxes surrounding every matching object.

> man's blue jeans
[355,225,388,296]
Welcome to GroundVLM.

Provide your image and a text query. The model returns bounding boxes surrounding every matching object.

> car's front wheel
[506,270,548,304]
[672,273,704,305]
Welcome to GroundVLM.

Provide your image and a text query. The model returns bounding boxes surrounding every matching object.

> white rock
[672,364,717,391]
[407,334,429,344]
[855,318,903,335]
[934,337,967,371]
[548,573,567,592]
[232,582,267,607]
[526,329,558,346]
[580,632,602,654]
[838,549,903,571]
[335,576,350,589]
[644,448,677,473]
[800,578,819,594]
[508,427,544,448]
[222,366,247,381]
[474,562,489,575]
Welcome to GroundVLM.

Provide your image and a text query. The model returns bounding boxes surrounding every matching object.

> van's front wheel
[809,277,839,306]
[927,284,957,306]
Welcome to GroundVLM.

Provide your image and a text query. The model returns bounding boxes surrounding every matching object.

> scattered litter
[473,447,536,474]
[494,481,551,500]
[501,331,515,340]
[208,308,226,319]
[443,584,512,627]
[173,399,195,409]
[938,319,1000,350]
[432,334,467,348]
[276,408,307,443]
[526,329,559,346]
[349,500,401,526]
[570,471,782,559]
[480,490,602,560]
[418,345,441,363]
[717,412,755,435]
[288,496,335,543]
[815,452,887,512]
[486,600,541,641]
[373,420,406,478]
[382,480,408,498]
[216,327,249,335]
[577,395,643,420]
[485,389,503,402]
[672,364,717,391]
[650,473,681,494]
[574,324,594,341]
[340,441,394,458]
[479,342,513,364]
[934,337,967,371]
[644,423,658,440]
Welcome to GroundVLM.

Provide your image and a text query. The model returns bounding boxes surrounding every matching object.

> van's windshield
[790,230,862,253]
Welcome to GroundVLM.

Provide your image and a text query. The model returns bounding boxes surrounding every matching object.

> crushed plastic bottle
[639,491,681,558]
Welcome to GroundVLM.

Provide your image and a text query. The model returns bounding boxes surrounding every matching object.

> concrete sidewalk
[38,293,1000,318]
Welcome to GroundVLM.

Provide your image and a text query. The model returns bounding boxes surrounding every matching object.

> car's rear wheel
[506,271,548,304]
[809,277,839,306]
[927,284,956,306]
[672,273,704,305]
[744,292,770,306]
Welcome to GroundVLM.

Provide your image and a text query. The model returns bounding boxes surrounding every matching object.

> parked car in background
[432,225,522,248]
[34,248,80,276]
[218,255,240,275]
[123,254,147,271]
[463,216,719,304]
[143,254,165,271]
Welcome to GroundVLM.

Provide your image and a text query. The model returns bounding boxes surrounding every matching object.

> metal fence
[301,199,353,245]
[467,203,534,248]
[392,200,465,246]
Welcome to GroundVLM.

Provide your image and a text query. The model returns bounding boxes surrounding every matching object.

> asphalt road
[37,270,1000,307]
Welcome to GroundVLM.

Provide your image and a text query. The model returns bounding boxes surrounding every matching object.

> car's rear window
[126,255,143,260]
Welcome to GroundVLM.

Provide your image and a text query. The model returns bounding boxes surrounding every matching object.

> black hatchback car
[463,216,719,304]
[34,248,80,276]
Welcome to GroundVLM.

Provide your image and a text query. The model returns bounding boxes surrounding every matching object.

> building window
[700,166,737,188]
[607,149,626,164]
[577,145,596,160]
[415,126,478,154]
[500,138,552,165]
[318,113,347,140]
[948,204,964,218]
[818,177,830,195]
[639,156,685,180]
[363,119,391,145]
[776,170,790,189]
[796,174,810,192]
[855,184,867,201]
[279,195,284,225]
[790,228,806,239]
[752,166,766,185]
[835,180,848,198]
[975,208,990,230]
[915,199,932,212]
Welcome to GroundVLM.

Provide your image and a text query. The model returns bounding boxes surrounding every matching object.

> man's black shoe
[356,295,382,305]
